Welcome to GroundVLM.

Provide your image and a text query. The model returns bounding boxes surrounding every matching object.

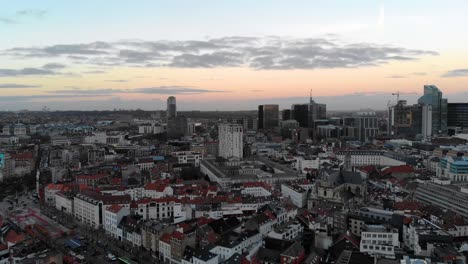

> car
[107,253,117,261]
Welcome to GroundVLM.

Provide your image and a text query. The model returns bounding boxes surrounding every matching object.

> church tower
[344,152,352,172]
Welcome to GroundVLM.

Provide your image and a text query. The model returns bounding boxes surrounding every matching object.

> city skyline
[1,1,468,110]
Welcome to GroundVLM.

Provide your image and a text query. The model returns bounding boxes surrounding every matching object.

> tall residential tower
[218,124,243,159]
[166,96,177,120]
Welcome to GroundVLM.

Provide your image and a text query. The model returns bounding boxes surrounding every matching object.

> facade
[104,204,130,239]
[167,96,177,119]
[282,109,292,120]
[268,221,304,241]
[258,104,279,129]
[291,104,309,128]
[354,110,378,142]
[172,151,203,167]
[309,100,327,126]
[73,190,131,229]
[218,124,243,159]
[418,85,448,135]
[167,116,188,139]
[421,104,433,139]
[360,225,399,258]
[438,156,468,181]
[335,150,408,167]
[241,116,258,131]
[281,183,307,208]
[135,197,183,221]
[415,180,468,218]
[448,103,468,133]
[388,100,423,137]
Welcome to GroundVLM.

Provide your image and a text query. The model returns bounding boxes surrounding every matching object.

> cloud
[0,94,107,102]
[0,9,46,24]
[131,87,229,94]
[442,69,468,77]
[387,75,406,79]
[106,79,128,82]
[411,72,427,76]
[2,36,438,70]
[0,83,41,88]
[0,18,17,24]
[49,86,229,96]
[0,63,70,77]
[83,70,106,74]
[16,9,47,18]
[42,63,66,69]
[0,67,56,77]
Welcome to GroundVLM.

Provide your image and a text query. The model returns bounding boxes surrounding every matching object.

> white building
[355,111,379,142]
[437,156,468,182]
[139,123,166,134]
[218,124,243,159]
[135,197,184,221]
[293,156,320,174]
[136,157,155,171]
[104,204,130,239]
[172,151,203,167]
[55,192,73,214]
[336,150,407,167]
[422,104,433,140]
[73,190,131,229]
[268,221,304,241]
[360,225,399,258]
[209,231,261,262]
[281,183,307,208]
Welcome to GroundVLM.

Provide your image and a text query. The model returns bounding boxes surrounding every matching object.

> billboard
[0,153,4,168]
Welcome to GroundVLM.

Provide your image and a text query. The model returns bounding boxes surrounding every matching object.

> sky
[1,0,468,111]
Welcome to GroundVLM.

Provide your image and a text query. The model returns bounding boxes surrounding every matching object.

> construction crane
[392,91,417,102]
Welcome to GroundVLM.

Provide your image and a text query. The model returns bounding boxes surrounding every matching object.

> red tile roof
[171,231,185,240]
[76,173,108,180]
[161,233,171,244]
[0,243,7,251]
[107,204,124,214]
[5,230,25,244]
[12,152,34,160]
[382,165,414,175]
[394,201,421,211]
[144,182,167,192]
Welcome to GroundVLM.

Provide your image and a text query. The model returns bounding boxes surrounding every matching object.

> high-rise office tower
[422,105,433,139]
[354,110,378,142]
[388,100,423,137]
[418,85,448,135]
[292,104,310,128]
[258,104,279,129]
[167,116,188,139]
[218,124,243,159]
[167,96,177,120]
[448,103,468,133]
[282,109,292,121]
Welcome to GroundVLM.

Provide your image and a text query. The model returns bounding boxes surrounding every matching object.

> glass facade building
[258,104,279,129]
[448,103,468,129]
[417,85,448,134]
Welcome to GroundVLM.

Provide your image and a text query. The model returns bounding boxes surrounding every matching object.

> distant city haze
[1,1,468,110]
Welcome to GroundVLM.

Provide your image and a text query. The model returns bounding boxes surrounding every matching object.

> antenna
[310,89,313,104]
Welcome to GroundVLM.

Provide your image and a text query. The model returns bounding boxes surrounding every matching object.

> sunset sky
[1,0,468,111]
